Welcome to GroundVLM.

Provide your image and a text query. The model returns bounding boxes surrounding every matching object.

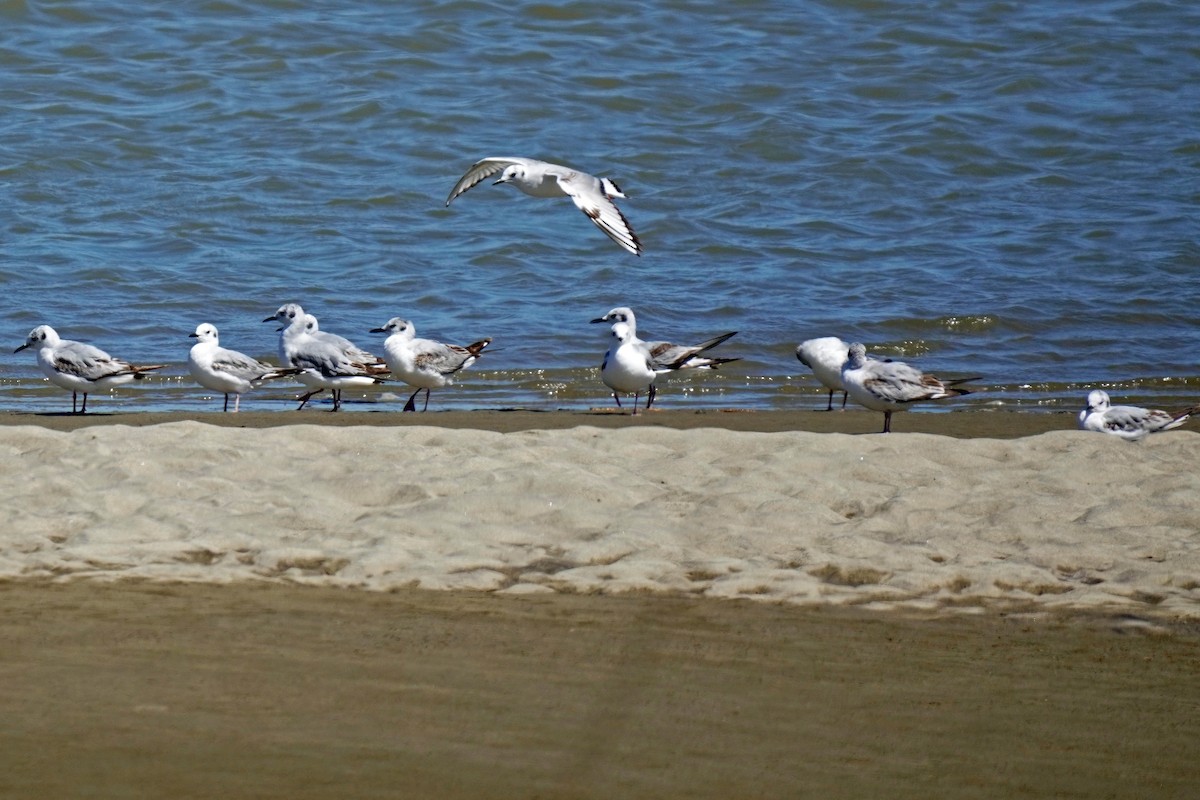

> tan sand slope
[2,582,1198,800]
[3,421,1197,618]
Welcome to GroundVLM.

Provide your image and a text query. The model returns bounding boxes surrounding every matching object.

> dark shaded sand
[1,581,1197,799]
[0,407,1074,438]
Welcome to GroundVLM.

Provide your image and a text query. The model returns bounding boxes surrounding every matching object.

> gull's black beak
[13,343,28,353]
[589,317,608,324]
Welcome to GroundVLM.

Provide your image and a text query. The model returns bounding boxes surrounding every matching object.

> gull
[841,342,977,433]
[305,314,385,370]
[371,318,491,411]
[14,325,166,414]
[591,307,739,410]
[187,323,296,412]
[1078,390,1197,442]
[263,303,386,411]
[796,337,850,411]
[264,304,328,408]
[599,322,657,414]
[302,312,391,401]
[590,307,739,371]
[445,157,642,256]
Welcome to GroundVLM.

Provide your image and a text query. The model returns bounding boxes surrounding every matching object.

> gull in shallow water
[187,323,296,412]
[265,304,331,408]
[445,157,642,256]
[371,317,491,412]
[263,303,386,411]
[14,325,166,414]
[1078,389,1197,442]
[796,337,851,411]
[840,342,977,433]
[594,312,739,413]
[590,307,739,373]
[599,322,657,415]
[304,314,386,371]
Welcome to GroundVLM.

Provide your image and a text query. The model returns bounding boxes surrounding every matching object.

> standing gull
[591,307,738,410]
[599,322,657,415]
[263,303,386,411]
[371,318,491,411]
[187,323,296,412]
[841,342,976,433]
[1078,390,1197,441]
[590,307,739,370]
[446,157,642,256]
[265,304,330,408]
[796,337,850,411]
[305,314,390,382]
[14,325,166,414]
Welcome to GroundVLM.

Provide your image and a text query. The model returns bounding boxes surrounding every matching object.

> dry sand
[1,410,1198,797]
[2,411,1196,615]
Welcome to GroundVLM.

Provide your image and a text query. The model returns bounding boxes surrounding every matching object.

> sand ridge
[4,420,1197,618]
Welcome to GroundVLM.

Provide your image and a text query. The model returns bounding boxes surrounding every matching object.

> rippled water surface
[2,0,1198,414]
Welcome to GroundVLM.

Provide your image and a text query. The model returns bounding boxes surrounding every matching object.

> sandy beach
[2,411,1198,797]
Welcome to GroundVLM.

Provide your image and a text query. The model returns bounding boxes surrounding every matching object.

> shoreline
[0,407,1076,438]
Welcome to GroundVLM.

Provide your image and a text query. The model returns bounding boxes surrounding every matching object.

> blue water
[2,0,1198,414]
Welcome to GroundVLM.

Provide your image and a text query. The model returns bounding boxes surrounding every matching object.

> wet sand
[1,581,1197,799]
[0,406,1073,436]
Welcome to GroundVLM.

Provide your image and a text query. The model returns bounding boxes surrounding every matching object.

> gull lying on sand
[796,337,850,411]
[446,157,642,256]
[371,318,491,412]
[841,342,976,433]
[15,325,165,414]
[263,304,386,411]
[1078,389,1197,441]
[187,323,296,412]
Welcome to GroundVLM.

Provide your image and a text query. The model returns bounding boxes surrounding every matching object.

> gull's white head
[372,317,414,339]
[264,303,305,328]
[610,321,634,346]
[494,164,526,186]
[15,325,59,353]
[190,323,219,343]
[845,342,869,369]
[1085,390,1111,413]
[304,314,320,334]
[591,306,635,326]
